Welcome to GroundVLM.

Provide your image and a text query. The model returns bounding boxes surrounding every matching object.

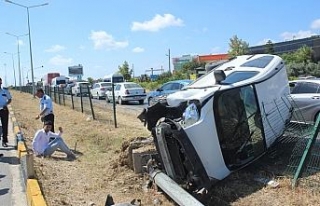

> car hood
[166,86,220,107]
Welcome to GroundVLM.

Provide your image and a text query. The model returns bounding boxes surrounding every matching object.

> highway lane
[61,94,147,116]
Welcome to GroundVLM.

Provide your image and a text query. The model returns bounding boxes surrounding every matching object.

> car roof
[290,79,320,84]
[165,79,193,84]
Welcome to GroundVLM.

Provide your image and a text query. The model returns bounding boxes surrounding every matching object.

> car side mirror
[156,88,163,92]
[289,82,295,88]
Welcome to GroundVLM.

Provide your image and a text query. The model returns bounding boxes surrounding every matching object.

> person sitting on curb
[32,120,76,160]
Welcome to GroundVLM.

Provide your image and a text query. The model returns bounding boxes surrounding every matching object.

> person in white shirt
[0,77,12,148]
[32,121,75,160]
[35,88,55,132]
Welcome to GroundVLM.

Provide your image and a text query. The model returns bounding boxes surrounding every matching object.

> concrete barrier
[8,105,47,206]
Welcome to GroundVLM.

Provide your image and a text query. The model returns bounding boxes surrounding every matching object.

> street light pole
[6,32,28,89]
[166,48,171,73]
[5,0,49,95]
[4,52,17,88]
[3,63,8,86]
[26,65,43,83]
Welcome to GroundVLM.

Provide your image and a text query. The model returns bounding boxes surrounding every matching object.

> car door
[160,82,175,96]
[290,81,320,122]
[91,84,97,97]
[114,84,121,98]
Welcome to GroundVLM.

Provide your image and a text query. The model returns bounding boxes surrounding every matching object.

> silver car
[106,82,146,105]
[289,79,320,123]
[147,79,193,106]
[90,82,112,99]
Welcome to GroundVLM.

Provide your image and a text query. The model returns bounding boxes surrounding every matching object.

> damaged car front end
[138,54,292,194]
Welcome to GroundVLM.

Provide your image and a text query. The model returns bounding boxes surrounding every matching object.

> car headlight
[182,102,200,128]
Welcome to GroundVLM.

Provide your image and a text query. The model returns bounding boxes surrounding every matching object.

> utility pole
[132,63,134,78]
[168,48,171,73]
[166,48,171,73]
[4,63,8,86]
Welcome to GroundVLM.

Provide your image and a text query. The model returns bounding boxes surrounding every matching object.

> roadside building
[249,35,320,62]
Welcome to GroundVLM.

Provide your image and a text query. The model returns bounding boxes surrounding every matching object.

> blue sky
[0,0,320,86]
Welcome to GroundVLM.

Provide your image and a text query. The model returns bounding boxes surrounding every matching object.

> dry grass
[11,90,172,206]
[10,90,320,206]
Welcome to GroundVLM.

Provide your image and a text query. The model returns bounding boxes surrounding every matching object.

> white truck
[51,76,67,88]
[138,54,292,196]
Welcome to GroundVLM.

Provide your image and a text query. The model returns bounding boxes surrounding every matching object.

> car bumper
[122,95,146,101]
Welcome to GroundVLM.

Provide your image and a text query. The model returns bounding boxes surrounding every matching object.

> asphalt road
[0,119,27,206]
[63,95,147,116]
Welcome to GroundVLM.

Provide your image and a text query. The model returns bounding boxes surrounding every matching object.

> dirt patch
[10,90,320,206]
[11,91,172,206]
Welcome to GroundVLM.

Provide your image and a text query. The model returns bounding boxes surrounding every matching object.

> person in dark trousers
[35,88,55,132]
[0,77,12,150]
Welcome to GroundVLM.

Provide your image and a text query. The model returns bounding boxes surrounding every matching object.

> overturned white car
[138,54,292,193]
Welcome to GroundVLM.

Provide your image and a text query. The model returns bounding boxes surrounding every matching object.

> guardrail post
[87,85,95,120]
[111,83,117,128]
[80,86,84,113]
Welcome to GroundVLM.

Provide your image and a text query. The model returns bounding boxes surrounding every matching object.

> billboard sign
[68,65,83,76]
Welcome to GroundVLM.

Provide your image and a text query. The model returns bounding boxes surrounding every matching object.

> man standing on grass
[35,88,55,132]
[32,120,76,160]
[0,77,12,150]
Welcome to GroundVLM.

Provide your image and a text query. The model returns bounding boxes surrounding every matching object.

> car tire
[97,92,101,100]
[148,97,153,106]
[314,112,320,123]
[118,96,122,105]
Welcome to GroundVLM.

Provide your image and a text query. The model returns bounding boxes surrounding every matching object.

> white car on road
[106,82,146,105]
[72,82,90,96]
[90,82,112,99]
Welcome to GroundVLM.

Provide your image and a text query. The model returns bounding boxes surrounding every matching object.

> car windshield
[221,71,258,84]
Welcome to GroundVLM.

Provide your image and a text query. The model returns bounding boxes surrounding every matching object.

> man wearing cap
[32,120,76,160]
[0,77,12,149]
[35,88,55,132]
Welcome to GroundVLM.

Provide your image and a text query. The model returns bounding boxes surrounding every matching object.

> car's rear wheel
[118,96,124,105]
[148,97,153,106]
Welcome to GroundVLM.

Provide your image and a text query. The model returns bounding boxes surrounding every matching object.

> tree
[118,61,132,81]
[295,45,312,64]
[280,45,313,65]
[228,35,249,57]
[265,40,275,54]
[87,77,94,85]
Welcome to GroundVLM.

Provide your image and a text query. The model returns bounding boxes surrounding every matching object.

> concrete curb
[9,105,48,206]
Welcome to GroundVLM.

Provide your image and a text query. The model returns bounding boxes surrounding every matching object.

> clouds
[280,30,317,41]
[131,14,184,32]
[311,19,320,30]
[279,18,320,41]
[132,47,144,53]
[45,45,66,53]
[89,31,128,50]
[49,55,73,66]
